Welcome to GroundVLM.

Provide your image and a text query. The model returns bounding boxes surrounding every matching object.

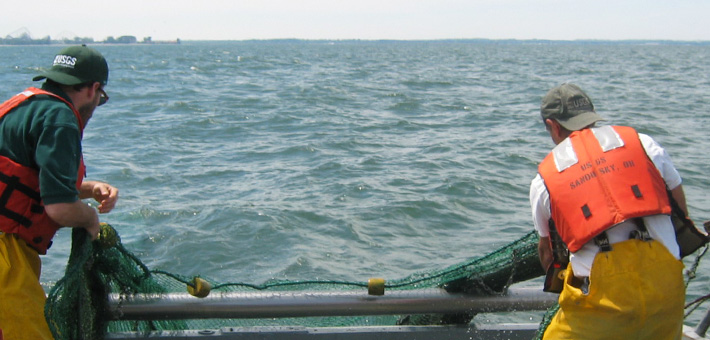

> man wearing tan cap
[530,83,691,339]
[0,45,119,339]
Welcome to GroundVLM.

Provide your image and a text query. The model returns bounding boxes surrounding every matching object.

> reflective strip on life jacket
[538,125,671,253]
[551,126,625,173]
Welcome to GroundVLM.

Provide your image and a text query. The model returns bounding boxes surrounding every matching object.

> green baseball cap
[33,45,109,86]
[540,83,605,131]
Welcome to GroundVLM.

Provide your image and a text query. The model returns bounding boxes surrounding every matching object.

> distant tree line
[0,33,169,45]
[0,32,51,45]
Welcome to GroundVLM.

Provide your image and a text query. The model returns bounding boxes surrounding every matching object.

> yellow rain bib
[0,233,54,340]
[544,238,685,340]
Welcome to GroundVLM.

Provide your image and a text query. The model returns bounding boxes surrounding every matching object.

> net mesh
[45,223,549,339]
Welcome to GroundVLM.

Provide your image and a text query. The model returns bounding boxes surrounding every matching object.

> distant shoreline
[231,38,710,45]
[0,34,180,46]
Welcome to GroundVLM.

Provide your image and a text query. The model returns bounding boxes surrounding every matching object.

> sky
[3,0,710,42]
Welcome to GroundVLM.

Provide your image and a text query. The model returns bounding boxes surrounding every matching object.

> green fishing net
[45,224,548,339]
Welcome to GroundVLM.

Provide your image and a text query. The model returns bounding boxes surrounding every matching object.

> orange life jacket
[0,87,86,254]
[538,125,671,253]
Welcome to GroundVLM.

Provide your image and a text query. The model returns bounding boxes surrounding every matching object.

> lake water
[1,40,709,324]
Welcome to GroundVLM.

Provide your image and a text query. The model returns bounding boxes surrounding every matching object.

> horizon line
[3,36,710,46]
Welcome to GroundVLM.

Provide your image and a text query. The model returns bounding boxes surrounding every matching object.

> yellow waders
[0,233,54,340]
[544,238,685,340]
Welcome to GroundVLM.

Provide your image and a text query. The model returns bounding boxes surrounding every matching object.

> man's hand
[80,181,119,213]
[85,219,101,240]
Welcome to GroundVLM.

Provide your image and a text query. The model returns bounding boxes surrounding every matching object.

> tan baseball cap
[541,83,604,131]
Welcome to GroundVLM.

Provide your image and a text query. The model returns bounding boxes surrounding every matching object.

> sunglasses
[98,88,109,106]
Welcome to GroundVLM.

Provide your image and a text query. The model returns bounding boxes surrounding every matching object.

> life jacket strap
[0,171,42,228]
[595,218,654,253]
[594,231,613,252]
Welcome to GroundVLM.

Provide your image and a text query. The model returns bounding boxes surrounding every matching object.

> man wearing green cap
[529,83,691,339]
[0,45,118,339]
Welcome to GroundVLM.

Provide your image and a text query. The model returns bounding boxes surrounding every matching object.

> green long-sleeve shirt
[0,82,83,205]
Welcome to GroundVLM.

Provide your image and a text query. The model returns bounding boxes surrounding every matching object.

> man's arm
[640,133,687,216]
[670,184,689,217]
[45,200,100,240]
[538,236,553,270]
[531,175,553,270]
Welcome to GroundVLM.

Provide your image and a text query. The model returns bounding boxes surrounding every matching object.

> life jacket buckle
[630,218,653,242]
[629,229,653,241]
[594,231,613,252]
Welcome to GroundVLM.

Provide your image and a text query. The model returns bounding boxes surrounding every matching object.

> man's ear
[87,82,101,99]
[545,119,565,144]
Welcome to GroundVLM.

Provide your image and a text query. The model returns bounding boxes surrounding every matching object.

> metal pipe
[694,306,710,337]
[107,287,558,321]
